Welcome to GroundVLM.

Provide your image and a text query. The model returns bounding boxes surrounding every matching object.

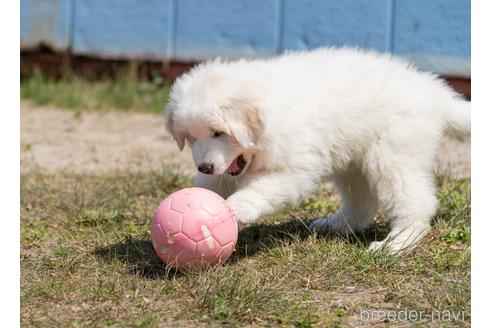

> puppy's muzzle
[198,163,214,175]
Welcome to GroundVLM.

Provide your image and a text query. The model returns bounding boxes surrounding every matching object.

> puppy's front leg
[194,173,237,199]
[226,171,315,224]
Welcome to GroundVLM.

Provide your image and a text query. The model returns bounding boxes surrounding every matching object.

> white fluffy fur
[165,48,471,253]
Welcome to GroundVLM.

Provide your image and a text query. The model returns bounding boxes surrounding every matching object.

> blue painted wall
[392,0,470,77]
[175,0,279,60]
[72,0,171,60]
[20,0,72,50]
[20,0,470,77]
[282,0,391,52]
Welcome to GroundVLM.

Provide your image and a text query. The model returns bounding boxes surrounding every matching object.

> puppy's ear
[220,99,263,149]
[164,106,186,151]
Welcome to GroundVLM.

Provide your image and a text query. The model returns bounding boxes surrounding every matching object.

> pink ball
[151,187,238,269]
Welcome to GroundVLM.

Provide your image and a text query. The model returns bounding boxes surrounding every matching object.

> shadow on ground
[94,218,390,279]
[231,218,390,261]
[94,235,182,280]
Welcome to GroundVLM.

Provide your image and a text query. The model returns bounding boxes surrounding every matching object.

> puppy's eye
[213,131,224,138]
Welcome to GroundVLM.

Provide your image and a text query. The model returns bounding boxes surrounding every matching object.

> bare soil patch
[20,102,470,178]
[21,102,194,175]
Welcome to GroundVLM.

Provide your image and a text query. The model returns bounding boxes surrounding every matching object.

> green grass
[20,170,470,326]
[21,72,170,114]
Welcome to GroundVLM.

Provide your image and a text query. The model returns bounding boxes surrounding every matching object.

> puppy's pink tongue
[227,157,240,174]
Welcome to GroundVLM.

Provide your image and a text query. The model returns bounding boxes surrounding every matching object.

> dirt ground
[21,102,195,175]
[20,101,470,178]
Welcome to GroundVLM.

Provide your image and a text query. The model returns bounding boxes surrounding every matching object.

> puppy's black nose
[198,163,214,175]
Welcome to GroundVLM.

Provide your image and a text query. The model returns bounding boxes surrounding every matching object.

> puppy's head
[165,64,263,176]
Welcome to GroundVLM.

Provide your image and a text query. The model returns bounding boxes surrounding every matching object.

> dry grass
[21,73,169,115]
[20,169,470,327]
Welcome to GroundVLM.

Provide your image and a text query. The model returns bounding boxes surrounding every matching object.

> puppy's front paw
[367,240,406,254]
[310,217,332,232]
[310,214,352,235]
[226,197,259,224]
[367,241,385,252]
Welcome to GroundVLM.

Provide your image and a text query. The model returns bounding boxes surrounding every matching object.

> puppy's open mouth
[226,154,246,176]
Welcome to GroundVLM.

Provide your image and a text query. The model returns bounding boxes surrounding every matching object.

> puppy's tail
[444,98,471,135]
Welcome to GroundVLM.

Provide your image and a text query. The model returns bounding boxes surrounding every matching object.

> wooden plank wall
[20,0,470,77]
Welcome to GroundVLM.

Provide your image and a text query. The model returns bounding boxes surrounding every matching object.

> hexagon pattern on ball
[151,187,238,269]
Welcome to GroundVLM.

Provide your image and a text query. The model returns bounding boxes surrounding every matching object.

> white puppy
[165,48,470,253]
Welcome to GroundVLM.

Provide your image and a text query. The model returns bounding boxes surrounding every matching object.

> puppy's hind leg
[311,166,378,235]
[367,169,437,254]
